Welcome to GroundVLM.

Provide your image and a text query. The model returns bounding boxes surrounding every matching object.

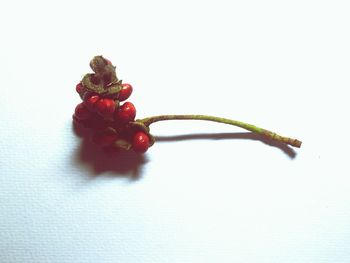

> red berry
[76,82,83,93]
[114,102,136,123]
[95,98,116,117]
[84,95,100,111]
[132,131,150,153]
[82,91,95,101]
[74,103,90,120]
[118,83,133,101]
[92,129,118,146]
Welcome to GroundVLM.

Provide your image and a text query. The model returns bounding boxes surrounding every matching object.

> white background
[1,1,350,262]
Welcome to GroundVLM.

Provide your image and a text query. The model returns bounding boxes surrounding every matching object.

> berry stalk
[139,115,302,148]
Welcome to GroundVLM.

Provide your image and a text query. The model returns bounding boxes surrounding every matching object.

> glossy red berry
[92,129,118,146]
[74,103,90,120]
[95,99,116,117]
[76,82,83,93]
[84,95,100,111]
[114,102,136,123]
[132,131,150,153]
[118,83,133,101]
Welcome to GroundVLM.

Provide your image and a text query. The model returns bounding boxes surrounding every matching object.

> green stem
[139,115,302,148]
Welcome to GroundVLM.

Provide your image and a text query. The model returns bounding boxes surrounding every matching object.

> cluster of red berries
[73,56,152,153]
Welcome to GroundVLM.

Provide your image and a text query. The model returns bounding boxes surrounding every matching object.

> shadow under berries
[72,122,148,179]
[154,132,297,159]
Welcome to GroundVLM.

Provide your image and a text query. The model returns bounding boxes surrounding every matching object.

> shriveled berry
[90,74,101,85]
[132,131,150,153]
[102,73,112,86]
[74,103,90,120]
[118,83,133,101]
[114,102,136,123]
[92,129,118,146]
[84,95,100,111]
[76,82,83,93]
[95,98,116,117]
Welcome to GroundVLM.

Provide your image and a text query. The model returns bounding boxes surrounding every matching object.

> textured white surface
[1,1,350,262]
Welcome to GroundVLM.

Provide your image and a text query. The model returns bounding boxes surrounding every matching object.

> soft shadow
[154,132,297,159]
[72,122,148,180]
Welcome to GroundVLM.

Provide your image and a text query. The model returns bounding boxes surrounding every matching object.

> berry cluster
[73,56,302,153]
[73,56,153,153]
